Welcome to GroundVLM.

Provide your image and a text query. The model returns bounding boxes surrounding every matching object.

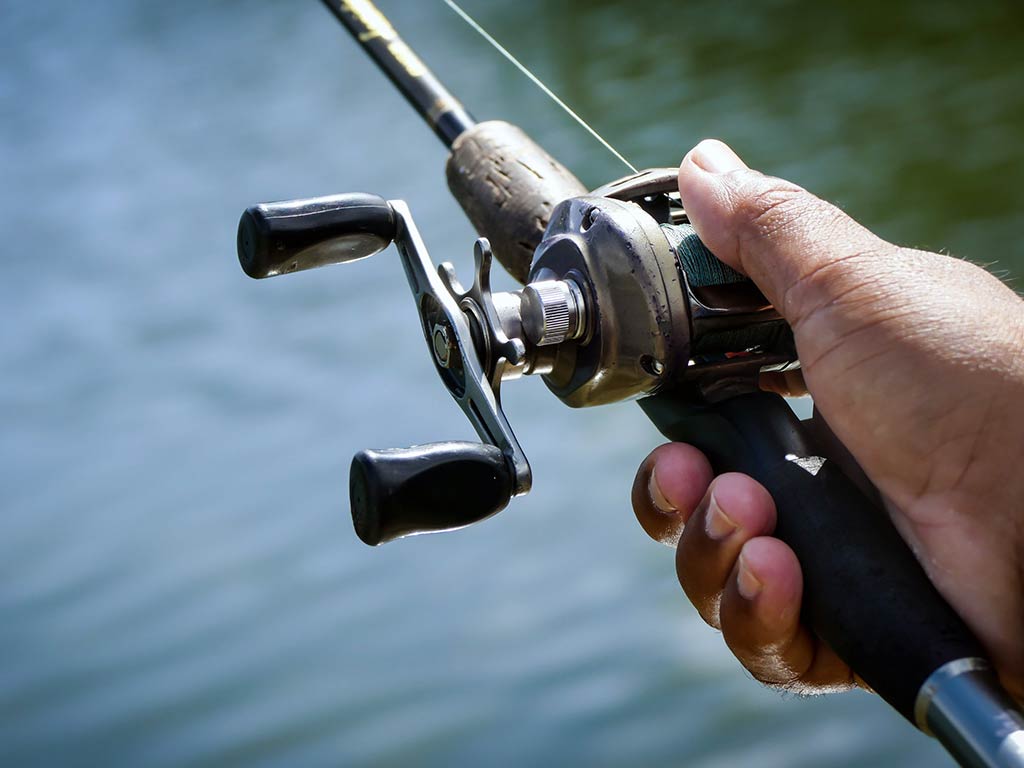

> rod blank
[320,0,475,147]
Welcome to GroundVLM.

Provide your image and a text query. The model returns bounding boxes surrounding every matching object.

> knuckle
[681,581,722,628]
[697,598,722,630]
[754,669,807,692]
[724,640,809,691]
[677,561,723,629]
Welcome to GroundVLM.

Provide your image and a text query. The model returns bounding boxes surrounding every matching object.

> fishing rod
[235,2,1024,766]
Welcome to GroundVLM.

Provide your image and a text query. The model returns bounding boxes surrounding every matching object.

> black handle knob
[237,192,396,279]
[349,442,514,546]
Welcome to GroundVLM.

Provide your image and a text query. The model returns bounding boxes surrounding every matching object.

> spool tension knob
[520,278,587,346]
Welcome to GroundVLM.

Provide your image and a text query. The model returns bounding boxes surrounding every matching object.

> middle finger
[676,473,777,628]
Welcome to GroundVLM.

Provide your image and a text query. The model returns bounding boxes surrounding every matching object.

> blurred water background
[3,1,1023,766]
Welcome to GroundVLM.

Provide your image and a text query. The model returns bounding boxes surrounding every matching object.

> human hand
[631,140,1024,698]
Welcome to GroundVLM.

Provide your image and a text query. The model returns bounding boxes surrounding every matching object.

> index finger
[631,443,714,547]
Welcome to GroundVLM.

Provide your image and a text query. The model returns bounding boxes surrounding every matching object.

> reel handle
[238,193,396,278]
[640,390,984,724]
[350,442,514,545]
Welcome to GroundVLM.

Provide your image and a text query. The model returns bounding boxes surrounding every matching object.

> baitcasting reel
[237,175,1024,760]
[237,171,796,545]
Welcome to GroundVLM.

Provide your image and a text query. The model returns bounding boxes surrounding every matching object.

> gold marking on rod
[341,1,428,78]
[387,39,427,79]
[443,0,637,173]
[341,0,396,41]
[428,96,460,122]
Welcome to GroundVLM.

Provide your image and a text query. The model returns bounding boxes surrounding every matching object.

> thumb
[677,140,898,328]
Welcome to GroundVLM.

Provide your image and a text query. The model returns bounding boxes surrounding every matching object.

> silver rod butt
[916,658,1024,767]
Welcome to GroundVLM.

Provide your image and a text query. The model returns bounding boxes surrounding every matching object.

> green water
[2,1,1022,766]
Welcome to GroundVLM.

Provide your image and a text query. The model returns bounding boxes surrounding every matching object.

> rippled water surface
[3,1,1023,766]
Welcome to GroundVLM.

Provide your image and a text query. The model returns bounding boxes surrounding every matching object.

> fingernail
[737,554,763,600]
[689,139,747,174]
[648,466,675,514]
[704,492,737,540]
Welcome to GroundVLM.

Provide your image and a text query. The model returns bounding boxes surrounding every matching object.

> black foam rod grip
[639,390,984,723]
[349,442,514,546]
[237,192,396,279]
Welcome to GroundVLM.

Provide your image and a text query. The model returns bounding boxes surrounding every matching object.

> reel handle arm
[234,191,533,546]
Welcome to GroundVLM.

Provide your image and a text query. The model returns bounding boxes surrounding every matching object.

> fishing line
[442,0,638,174]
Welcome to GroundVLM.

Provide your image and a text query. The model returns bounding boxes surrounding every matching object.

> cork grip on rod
[446,121,588,284]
